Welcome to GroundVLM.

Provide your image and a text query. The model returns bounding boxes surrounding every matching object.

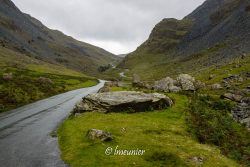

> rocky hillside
[119,0,250,80]
[0,0,120,75]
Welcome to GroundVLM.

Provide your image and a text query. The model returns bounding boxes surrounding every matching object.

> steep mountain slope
[0,0,119,75]
[120,0,250,80]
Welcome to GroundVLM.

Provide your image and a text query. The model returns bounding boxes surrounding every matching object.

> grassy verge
[186,94,250,165]
[0,67,98,112]
[58,93,240,167]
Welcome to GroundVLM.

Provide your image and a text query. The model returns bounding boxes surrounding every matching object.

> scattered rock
[221,93,243,102]
[120,128,126,132]
[98,82,119,93]
[74,113,83,118]
[98,86,110,93]
[237,77,244,82]
[235,83,242,86]
[229,89,249,96]
[132,74,143,87]
[2,73,13,80]
[87,129,113,141]
[176,74,195,91]
[225,82,231,89]
[73,91,173,114]
[208,74,215,80]
[40,77,53,84]
[152,74,199,92]
[241,53,247,59]
[153,77,181,93]
[169,86,182,92]
[145,84,153,90]
[231,98,250,131]
[105,81,119,87]
[233,64,241,68]
[246,72,250,78]
[223,74,238,81]
[209,83,223,90]
[186,157,203,163]
[194,80,206,90]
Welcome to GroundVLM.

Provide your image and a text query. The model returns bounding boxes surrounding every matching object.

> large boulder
[73,91,173,114]
[153,77,181,93]
[176,74,195,91]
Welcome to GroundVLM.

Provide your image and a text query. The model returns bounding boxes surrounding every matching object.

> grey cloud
[12,0,205,54]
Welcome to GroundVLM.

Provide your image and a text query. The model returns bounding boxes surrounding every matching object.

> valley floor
[58,92,244,167]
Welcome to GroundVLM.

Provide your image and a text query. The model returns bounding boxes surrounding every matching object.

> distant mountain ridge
[0,0,120,75]
[120,0,250,80]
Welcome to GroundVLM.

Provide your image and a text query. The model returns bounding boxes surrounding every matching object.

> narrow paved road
[0,80,105,167]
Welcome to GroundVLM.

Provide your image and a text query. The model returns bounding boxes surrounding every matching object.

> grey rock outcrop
[221,93,243,102]
[231,97,250,131]
[152,74,200,92]
[176,74,196,91]
[73,91,173,114]
[98,86,110,93]
[87,129,113,141]
[39,77,53,84]
[194,80,206,90]
[209,83,223,90]
[153,77,181,93]
[98,81,120,93]
[132,74,144,87]
[186,157,203,163]
[2,73,13,80]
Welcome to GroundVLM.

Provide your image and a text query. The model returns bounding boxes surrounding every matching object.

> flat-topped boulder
[73,91,173,114]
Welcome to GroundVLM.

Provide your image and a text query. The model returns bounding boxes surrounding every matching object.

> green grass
[186,94,250,165]
[193,54,250,96]
[0,46,92,77]
[0,45,100,112]
[0,67,98,112]
[58,93,240,167]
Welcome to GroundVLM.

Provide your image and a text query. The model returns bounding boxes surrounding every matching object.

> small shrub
[98,64,112,72]
[246,3,250,13]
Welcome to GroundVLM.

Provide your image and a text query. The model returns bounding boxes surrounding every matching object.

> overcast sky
[12,0,205,55]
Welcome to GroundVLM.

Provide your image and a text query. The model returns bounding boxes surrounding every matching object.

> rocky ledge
[73,91,173,114]
[231,97,250,131]
[132,74,205,93]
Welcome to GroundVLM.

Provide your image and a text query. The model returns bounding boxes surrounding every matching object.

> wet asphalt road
[0,80,105,167]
